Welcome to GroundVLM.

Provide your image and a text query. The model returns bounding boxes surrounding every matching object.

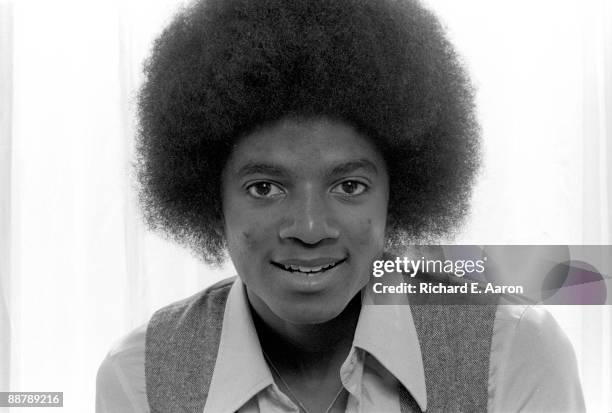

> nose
[278,187,340,244]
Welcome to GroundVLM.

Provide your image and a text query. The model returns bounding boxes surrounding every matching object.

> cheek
[349,216,386,250]
[348,185,389,249]
[346,217,385,289]
[226,225,259,255]
[238,230,256,251]
[224,211,276,260]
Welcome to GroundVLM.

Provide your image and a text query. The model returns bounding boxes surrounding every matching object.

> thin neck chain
[262,349,345,413]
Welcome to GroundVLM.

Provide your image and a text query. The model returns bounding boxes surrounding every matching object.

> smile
[272,258,347,275]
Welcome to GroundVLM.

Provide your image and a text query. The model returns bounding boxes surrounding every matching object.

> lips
[272,257,347,275]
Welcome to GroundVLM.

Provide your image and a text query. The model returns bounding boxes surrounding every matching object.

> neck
[249,292,361,378]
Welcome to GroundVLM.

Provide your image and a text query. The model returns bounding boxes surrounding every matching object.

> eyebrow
[236,162,287,178]
[328,159,379,177]
[236,159,379,178]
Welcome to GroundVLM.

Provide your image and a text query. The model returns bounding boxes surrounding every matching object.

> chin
[275,298,348,325]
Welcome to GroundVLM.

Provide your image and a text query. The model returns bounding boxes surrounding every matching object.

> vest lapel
[145,279,233,413]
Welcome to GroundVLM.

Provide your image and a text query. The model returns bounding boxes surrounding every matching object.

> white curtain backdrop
[0,0,610,411]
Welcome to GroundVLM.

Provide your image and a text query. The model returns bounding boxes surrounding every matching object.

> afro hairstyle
[136,0,481,265]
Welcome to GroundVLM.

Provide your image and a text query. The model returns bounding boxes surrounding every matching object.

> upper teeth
[281,262,337,273]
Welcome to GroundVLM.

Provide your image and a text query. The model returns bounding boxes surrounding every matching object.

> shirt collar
[355,276,428,411]
[204,277,427,413]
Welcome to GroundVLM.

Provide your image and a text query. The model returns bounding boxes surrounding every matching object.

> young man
[97,0,585,411]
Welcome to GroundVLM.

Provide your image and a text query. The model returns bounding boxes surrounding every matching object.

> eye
[330,180,368,196]
[246,181,285,198]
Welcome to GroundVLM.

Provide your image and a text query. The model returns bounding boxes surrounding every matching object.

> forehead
[224,118,387,176]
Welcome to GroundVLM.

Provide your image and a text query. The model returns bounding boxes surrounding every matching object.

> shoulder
[493,304,576,366]
[489,304,585,412]
[147,277,235,341]
[146,277,237,411]
[152,277,234,317]
[96,325,147,412]
[96,277,236,412]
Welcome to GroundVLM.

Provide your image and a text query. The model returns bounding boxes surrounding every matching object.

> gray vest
[146,276,498,412]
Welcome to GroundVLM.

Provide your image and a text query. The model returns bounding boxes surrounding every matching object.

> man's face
[222,117,389,324]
